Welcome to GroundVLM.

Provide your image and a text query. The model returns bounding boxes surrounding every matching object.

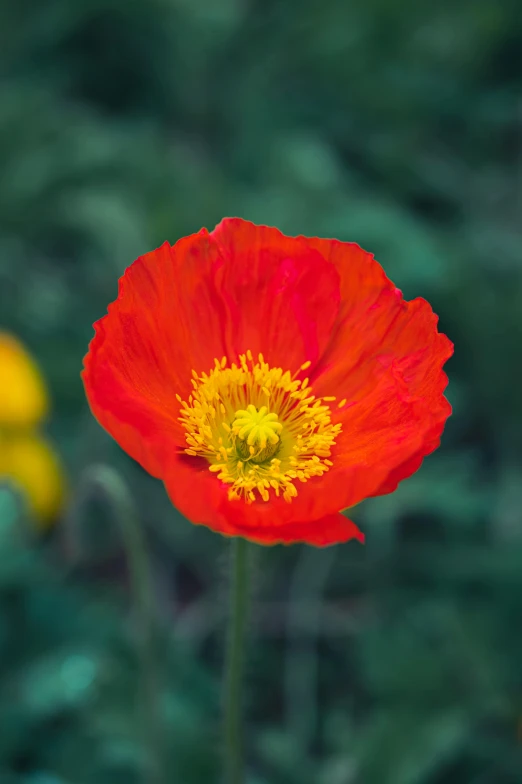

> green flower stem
[224,536,250,784]
[67,465,163,784]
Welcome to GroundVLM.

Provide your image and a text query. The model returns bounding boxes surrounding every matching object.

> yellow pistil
[177,352,342,504]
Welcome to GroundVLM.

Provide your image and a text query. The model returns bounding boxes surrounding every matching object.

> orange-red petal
[306,236,453,504]
[209,218,341,371]
[162,452,363,546]
[82,232,226,477]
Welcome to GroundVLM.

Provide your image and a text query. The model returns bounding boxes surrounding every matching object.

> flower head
[0,332,48,429]
[82,218,453,546]
[0,433,65,528]
[0,332,65,528]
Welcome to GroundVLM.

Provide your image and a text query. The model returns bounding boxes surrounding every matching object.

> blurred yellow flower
[0,332,65,528]
[0,332,49,429]
[0,432,66,528]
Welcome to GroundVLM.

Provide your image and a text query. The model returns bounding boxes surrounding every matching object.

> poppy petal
[243,512,364,547]
[162,452,363,546]
[369,392,452,497]
[210,218,341,371]
[82,232,228,476]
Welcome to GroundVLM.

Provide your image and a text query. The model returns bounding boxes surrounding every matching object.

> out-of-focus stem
[67,464,163,784]
[224,536,250,784]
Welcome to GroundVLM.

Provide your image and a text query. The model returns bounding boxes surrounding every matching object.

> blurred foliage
[1,0,522,782]
[0,490,219,784]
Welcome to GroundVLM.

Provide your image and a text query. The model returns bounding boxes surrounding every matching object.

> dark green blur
[1,1,522,782]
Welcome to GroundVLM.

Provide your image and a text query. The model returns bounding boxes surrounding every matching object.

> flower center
[176,351,342,503]
[232,405,282,463]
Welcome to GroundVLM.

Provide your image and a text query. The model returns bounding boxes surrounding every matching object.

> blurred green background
[1,0,522,782]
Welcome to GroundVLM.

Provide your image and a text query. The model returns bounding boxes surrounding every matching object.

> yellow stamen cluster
[176,351,341,503]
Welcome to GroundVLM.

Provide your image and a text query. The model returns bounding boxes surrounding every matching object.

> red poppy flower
[82,218,453,547]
